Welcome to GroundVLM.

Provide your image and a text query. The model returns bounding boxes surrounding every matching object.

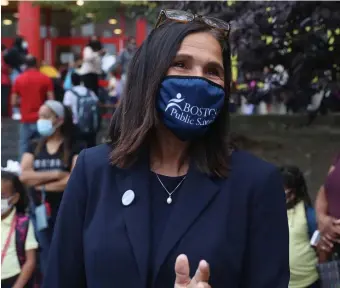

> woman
[44,10,289,288]
[280,166,319,288]
[315,153,340,260]
[20,100,83,274]
[78,36,103,95]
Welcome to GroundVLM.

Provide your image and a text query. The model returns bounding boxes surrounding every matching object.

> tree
[42,1,340,85]
[37,1,160,25]
[170,1,340,86]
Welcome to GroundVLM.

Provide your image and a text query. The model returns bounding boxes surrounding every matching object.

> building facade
[1,1,148,65]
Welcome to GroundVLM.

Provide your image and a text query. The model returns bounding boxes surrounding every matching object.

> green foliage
[36,1,161,25]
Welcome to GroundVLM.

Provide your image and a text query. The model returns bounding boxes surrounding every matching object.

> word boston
[157,76,225,141]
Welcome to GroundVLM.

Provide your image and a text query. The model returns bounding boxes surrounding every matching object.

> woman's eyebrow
[173,53,193,60]
[175,53,224,69]
[206,61,225,73]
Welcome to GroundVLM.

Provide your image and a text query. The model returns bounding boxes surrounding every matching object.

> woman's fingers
[174,255,210,288]
[320,235,334,252]
[332,220,340,236]
[174,254,191,286]
[333,218,340,225]
[193,260,210,283]
[324,233,335,242]
[196,282,211,288]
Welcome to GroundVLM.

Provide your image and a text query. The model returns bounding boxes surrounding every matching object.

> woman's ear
[10,192,20,206]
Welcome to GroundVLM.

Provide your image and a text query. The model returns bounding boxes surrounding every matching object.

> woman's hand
[54,170,70,180]
[34,171,70,191]
[319,233,335,253]
[174,254,211,288]
[318,217,340,253]
[319,215,340,239]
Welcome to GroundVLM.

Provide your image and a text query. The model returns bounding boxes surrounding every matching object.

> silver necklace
[155,173,187,204]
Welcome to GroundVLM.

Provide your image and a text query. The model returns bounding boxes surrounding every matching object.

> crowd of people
[1,35,137,287]
[232,65,340,118]
[1,13,340,288]
[231,65,340,117]
[2,155,339,287]
[1,35,138,158]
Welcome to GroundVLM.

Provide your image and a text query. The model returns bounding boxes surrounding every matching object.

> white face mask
[22,41,28,49]
[1,197,13,215]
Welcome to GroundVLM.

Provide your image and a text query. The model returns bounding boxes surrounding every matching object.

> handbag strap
[41,186,46,203]
[1,214,17,265]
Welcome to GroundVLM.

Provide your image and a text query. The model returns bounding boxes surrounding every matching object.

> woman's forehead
[39,105,53,115]
[176,32,223,65]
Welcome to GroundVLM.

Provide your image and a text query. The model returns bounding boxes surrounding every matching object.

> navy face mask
[157,76,225,141]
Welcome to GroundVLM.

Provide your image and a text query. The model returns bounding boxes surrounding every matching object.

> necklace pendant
[167,196,172,204]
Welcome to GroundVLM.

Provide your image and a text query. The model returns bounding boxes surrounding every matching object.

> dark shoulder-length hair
[1,170,28,214]
[34,105,75,166]
[280,165,312,207]
[108,20,232,178]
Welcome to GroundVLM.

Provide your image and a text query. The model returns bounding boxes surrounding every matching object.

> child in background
[1,170,38,288]
[63,54,83,91]
[107,70,120,106]
[280,165,320,288]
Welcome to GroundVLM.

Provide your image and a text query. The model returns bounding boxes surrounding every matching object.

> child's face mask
[1,196,13,215]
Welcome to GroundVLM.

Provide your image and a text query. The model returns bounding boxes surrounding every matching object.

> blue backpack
[71,89,99,134]
[304,204,317,240]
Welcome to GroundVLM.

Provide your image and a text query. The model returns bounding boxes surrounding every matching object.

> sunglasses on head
[155,9,231,38]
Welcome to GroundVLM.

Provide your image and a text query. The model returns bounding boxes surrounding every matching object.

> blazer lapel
[115,155,151,288]
[153,164,221,283]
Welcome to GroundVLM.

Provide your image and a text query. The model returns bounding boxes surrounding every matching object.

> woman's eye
[172,61,186,68]
[206,68,220,77]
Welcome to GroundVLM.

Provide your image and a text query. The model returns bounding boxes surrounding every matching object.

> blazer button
[122,190,135,206]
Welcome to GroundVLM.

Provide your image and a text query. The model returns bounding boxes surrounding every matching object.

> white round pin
[122,190,135,206]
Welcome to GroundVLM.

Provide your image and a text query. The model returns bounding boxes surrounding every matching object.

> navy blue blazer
[43,144,289,288]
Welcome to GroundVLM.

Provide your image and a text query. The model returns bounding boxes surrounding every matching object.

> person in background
[107,70,120,106]
[20,101,82,275]
[1,44,11,117]
[63,73,99,148]
[78,36,104,95]
[3,36,28,84]
[63,54,82,91]
[40,61,64,102]
[11,56,55,161]
[111,36,137,94]
[1,170,38,288]
[242,71,257,115]
[39,61,60,79]
[259,66,274,114]
[57,63,69,84]
[271,65,289,114]
[315,152,340,261]
[280,165,319,288]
